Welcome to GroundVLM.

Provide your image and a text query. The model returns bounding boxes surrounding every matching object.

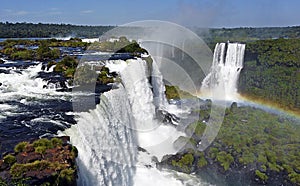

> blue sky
[0,0,299,27]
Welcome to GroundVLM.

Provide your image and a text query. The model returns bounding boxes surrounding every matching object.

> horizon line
[1,21,300,29]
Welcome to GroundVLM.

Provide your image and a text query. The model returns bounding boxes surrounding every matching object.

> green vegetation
[0,137,76,186]
[10,160,51,179]
[0,38,88,62]
[89,36,147,55]
[197,26,300,46]
[185,121,206,139]
[10,49,34,61]
[51,138,63,147]
[36,41,60,61]
[165,85,196,100]
[33,138,54,149]
[171,153,194,173]
[197,152,208,168]
[3,154,16,165]
[0,22,113,38]
[58,168,76,185]
[14,142,29,153]
[255,170,268,182]
[96,67,115,84]
[206,104,300,184]
[216,151,234,171]
[239,38,300,114]
[54,56,78,78]
[52,56,116,85]
[165,102,300,184]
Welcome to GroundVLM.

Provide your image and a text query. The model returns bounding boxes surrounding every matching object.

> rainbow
[196,92,300,120]
[238,95,300,119]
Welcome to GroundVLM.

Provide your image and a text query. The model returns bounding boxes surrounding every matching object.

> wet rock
[156,109,179,125]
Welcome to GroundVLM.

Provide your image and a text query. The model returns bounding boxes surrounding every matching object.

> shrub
[58,168,75,186]
[197,153,208,168]
[33,138,53,149]
[217,151,234,171]
[3,154,16,165]
[289,172,300,185]
[255,170,268,181]
[71,146,78,158]
[208,147,219,159]
[10,160,51,179]
[35,146,47,155]
[51,138,63,147]
[14,142,29,153]
[171,153,194,173]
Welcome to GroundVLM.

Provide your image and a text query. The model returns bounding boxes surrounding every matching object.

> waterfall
[120,59,182,159]
[201,42,245,100]
[65,58,205,186]
[151,60,168,110]
[65,86,137,186]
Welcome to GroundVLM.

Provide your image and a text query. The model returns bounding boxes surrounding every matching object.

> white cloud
[3,9,12,13]
[15,11,29,16]
[80,10,93,14]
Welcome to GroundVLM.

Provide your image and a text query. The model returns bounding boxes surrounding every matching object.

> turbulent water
[0,62,77,151]
[201,43,245,100]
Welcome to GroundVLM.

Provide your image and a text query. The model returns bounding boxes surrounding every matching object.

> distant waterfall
[151,60,168,110]
[201,42,245,100]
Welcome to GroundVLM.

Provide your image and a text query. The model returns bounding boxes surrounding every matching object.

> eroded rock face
[0,136,78,186]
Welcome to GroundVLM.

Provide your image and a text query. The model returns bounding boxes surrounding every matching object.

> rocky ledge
[0,136,78,186]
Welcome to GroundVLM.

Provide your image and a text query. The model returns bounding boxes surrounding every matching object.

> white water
[201,43,245,101]
[151,60,168,110]
[82,38,100,43]
[65,58,209,186]
[65,86,137,186]
[0,64,71,102]
[119,59,184,160]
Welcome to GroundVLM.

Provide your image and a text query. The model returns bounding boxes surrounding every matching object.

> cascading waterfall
[120,59,182,159]
[151,60,168,110]
[65,85,138,186]
[65,58,195,186]
[120,59,157,131]
[201,42,245,100]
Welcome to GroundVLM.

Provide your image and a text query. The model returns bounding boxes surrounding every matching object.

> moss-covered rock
[165,85,196,100]
[0,137,78,186]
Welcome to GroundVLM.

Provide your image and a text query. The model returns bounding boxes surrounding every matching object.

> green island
[0,137,78,186]
[88,36,147,55]
[0,39,88,61]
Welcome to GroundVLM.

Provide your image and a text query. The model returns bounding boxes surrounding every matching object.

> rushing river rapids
[0,62,75,154]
